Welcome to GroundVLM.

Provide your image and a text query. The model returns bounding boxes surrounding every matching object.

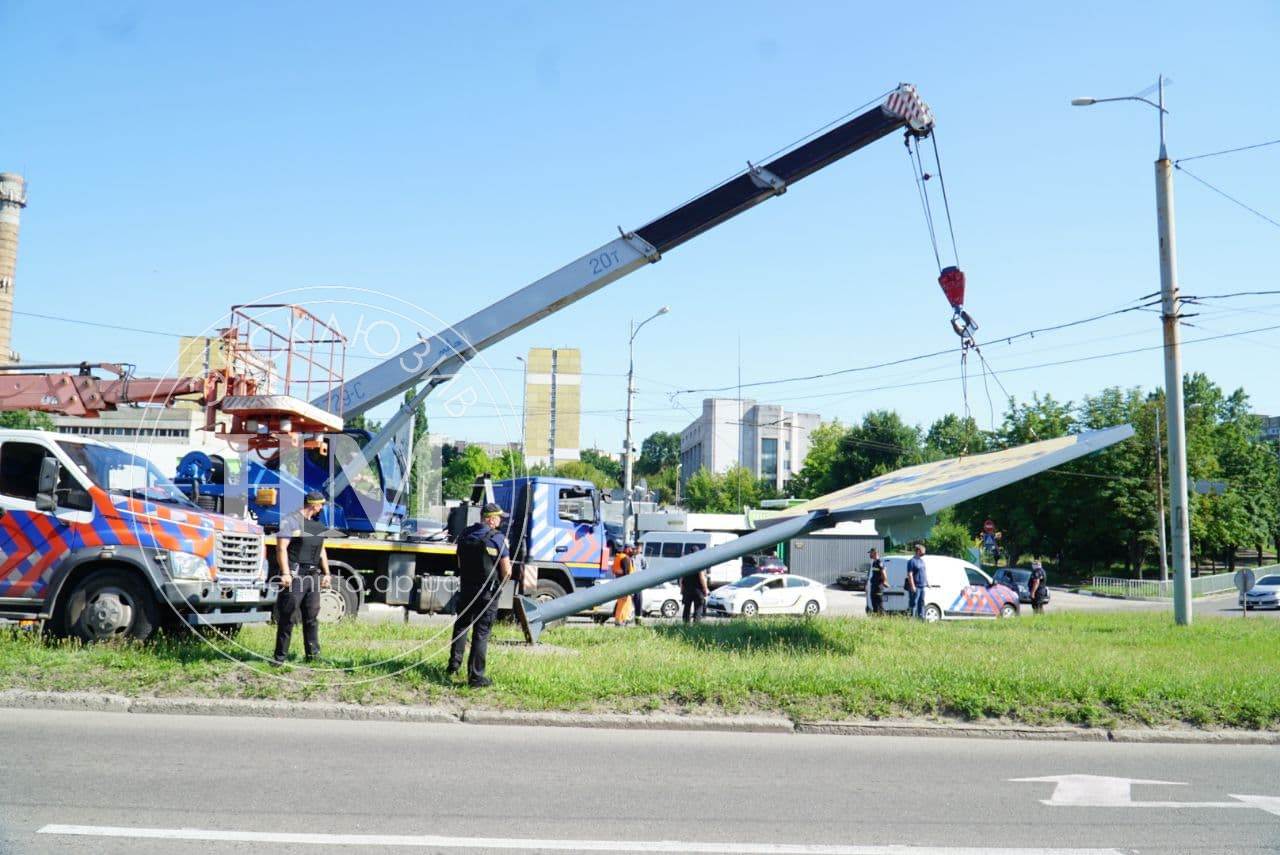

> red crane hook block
[938,266,965,308]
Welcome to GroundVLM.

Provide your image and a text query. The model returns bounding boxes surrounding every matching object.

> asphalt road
[2,710,1277,854]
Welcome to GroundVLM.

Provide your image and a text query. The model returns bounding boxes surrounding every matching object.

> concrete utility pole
[1073,75,1192,624]
[623,306,669,544]
[1153,408,1169,584]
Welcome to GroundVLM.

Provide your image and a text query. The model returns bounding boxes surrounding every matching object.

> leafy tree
[579,449,622,485]
[925,414,988,459]
[442,445,492,500]
[789,420,845,498]
[555,460,616,492]
[682,468,723,513]
[0,411,55,430]
[401,387,429,515]
[637,431,680,476]
[926,509,973,559]
[648,465,680,505]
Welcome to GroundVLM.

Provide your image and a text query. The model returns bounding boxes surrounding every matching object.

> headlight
[167,551,212,581]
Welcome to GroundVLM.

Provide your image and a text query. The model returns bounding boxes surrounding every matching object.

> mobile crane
[173,84,945,621]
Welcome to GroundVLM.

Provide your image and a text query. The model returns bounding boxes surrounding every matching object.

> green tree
[682,468,724,513]
[790,420,845,498]
[926,509,973,559]
[579,449,622,485]
[925,414,988,459]
[442,445,492,500]
[648,465,680,505]
[637,431,680,476]
[0,411,55,431]
[555,460,617,491]
[401,387,429,515]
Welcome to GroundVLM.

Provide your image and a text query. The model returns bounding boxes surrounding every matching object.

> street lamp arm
[631,307,670,342]
[1076,95,1166,112]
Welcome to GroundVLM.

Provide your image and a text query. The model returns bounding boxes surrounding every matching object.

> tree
[926,509,973,559]
[790,420,845,498]
[401,387,429,516]
[579,449,622,486]
[442,445,492,500]
[0,411,54,431]
[719,465,760,512]
[637,431,680,476]
[925,414,988,459]
[555,460,616,491]
[681,468,723,513]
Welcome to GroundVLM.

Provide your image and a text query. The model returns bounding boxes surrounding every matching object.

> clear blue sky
[6,1,1279,455]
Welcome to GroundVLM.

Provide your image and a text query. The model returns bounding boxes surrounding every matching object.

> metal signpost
[1235,568,1256,618]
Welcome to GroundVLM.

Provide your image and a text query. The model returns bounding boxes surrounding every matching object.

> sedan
[706,573,827,617]
[640,581,683,619]
[992,568,1051,605]
[834,567,868,591]
[1240,574,1280,610]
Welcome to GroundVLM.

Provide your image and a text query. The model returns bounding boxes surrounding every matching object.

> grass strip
[1,612,1276,730]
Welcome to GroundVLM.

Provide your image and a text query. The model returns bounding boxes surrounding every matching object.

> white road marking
[36,825,1127,854]
[1011,774,1276,813]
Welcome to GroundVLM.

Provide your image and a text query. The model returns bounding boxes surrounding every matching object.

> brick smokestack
[0,173,27,364]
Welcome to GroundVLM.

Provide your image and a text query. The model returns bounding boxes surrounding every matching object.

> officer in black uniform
[448,503,511,688]
[272,490,331,665]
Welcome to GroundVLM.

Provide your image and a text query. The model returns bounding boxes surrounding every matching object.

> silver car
[1240,573,1280,610]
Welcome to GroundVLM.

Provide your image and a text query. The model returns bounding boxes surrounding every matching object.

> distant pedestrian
[681,566,709,623]
[906,543,928,620]
[629,546,645,625]
[273,490,332,665]
[866,547,887,615]
[612,546,635,625]
[1029,560,1048,615]
[448,503,511,688]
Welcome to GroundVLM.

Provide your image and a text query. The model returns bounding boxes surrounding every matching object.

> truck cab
[0,430,272,641]
[491,476,610,601]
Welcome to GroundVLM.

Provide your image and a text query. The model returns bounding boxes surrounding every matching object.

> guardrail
[1089,566,1275,599]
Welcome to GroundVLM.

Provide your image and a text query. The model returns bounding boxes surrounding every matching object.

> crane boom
[316,84,932,420]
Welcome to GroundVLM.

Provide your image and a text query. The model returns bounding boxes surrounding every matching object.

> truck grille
[216,530,264,576]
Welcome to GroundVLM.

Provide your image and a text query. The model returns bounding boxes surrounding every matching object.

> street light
[623,306,670,545]
[1073,75,1192,625]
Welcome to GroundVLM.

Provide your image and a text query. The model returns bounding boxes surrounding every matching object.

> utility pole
[1073,74,1192,625]
[1153,408,1169,584]
[623,306,669,544]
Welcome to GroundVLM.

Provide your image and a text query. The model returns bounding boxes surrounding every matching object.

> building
[50,408,235,474]
[1256,414,1280,441]
[679,398,820,493]
[0,173,28,364]
[521,347,581,467]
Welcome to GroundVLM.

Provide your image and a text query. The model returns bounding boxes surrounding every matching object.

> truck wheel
[318,574,360,623]
[535,579,567,603]
[63,569,158,643]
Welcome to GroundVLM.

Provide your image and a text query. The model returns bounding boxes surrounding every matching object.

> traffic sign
[1236,569,1255,594]
[983,518,995,534]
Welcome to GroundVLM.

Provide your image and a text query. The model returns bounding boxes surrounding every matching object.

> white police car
[1240,573,1280,610]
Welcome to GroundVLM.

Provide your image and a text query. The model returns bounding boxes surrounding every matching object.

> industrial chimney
[0,173,27,364]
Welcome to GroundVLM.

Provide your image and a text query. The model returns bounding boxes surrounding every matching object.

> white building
[678,398,821,493]
[50,408,235,474]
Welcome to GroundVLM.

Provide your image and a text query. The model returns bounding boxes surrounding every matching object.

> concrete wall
[786,534,885,585]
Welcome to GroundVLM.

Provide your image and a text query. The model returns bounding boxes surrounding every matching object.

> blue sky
[5,1,1279,455]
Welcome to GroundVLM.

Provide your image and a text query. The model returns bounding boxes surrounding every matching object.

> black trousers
[449,588,499,682]
[682,592,706,623]
[869,592,884,614]
[274,569,321,659]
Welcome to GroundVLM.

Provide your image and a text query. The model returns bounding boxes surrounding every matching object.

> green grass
[2,613,1277,730]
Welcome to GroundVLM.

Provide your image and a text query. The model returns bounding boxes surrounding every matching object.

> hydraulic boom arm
[318,84,934,485]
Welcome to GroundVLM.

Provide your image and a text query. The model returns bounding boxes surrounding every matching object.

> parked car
[835,567,869,591]
[706,573,826,617]
[880,555,1020,622]
[741,554,788,577]
[992,567,1051,605]
[641,531,741,586]
[640,581,683,618]
[1240,573,1280,610]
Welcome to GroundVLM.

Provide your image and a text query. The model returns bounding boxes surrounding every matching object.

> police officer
[448,503,511,688]
[1029,559,1048,615]
[273,490,331,665]
[866,547,887,615]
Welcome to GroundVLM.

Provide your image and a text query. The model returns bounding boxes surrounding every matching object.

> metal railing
[1089,568,1268,600]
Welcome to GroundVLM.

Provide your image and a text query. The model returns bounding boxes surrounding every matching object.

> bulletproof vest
[286,515,326,567]
[457,526,501,592]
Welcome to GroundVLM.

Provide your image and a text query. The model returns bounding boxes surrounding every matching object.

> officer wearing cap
[272,490,331,665]
[448,502,511,688]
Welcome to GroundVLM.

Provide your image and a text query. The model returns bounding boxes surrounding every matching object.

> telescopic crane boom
[317,84,935,490]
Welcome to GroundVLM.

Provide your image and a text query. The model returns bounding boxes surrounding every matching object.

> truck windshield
[58,441,197,509]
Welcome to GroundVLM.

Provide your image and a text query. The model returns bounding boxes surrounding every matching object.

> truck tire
[317,566,361,623]
[62,568,158,643]
[534,578,567,603]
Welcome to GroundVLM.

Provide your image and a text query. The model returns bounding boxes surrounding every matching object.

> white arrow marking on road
[1011,775,1188,807]
[1012,775,1270,811]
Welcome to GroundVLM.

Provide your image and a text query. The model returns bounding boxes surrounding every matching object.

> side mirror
[35,456,59,513]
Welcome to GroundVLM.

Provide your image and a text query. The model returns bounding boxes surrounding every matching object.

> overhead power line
[1174,138,1280,164]
[1174,164,1280,231]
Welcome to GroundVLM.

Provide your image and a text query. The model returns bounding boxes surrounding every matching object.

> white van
[880,554,1020,621]
[639,531,740,586]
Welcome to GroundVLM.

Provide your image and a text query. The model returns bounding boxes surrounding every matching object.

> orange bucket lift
[213,304,347,451]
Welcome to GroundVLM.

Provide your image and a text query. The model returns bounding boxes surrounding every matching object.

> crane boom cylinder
[316,84,933,420]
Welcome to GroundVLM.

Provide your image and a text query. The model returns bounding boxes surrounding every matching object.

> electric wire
[930,131,961,266]
[1174,164,1280,231]
[1174,138,1280,165]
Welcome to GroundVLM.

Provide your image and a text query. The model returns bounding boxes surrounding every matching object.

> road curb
[795,719,1108,741]
[1,691,1276,744]
[461,708,795,733]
